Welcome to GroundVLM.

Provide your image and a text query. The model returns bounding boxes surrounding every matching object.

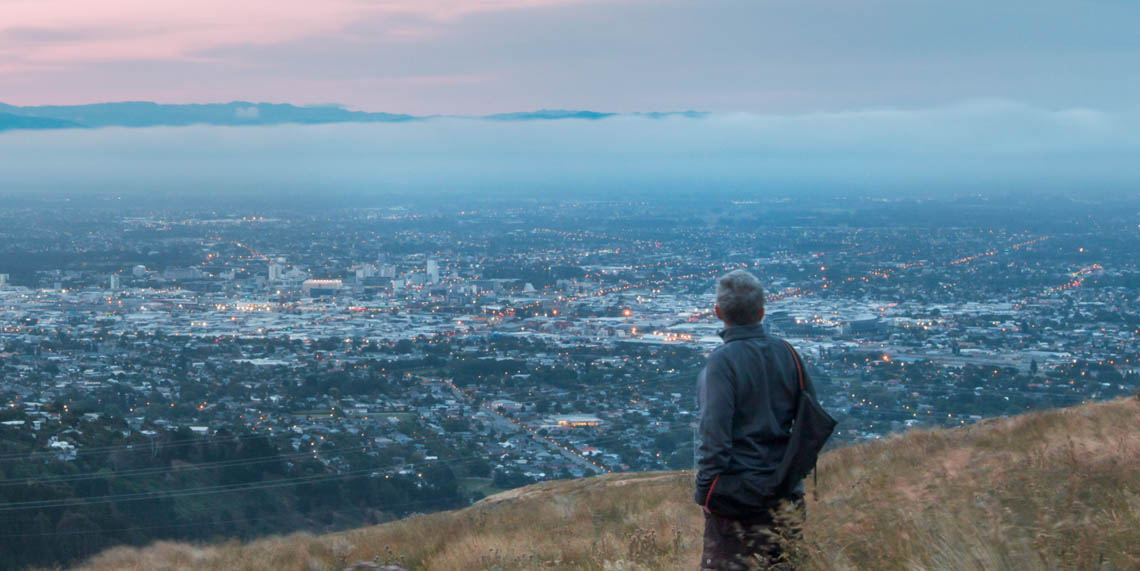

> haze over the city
[4,103,1140,197]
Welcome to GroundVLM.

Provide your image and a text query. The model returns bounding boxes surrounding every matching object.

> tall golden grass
[74,397,1140,570]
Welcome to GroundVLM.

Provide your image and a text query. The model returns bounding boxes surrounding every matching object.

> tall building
[0,273,8,288]
[109,274,121,290]
[354,264,376,280]
[426,259,440,284]
[268,262,283,282]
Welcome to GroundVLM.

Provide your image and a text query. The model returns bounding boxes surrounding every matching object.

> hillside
[75,397,1140,570]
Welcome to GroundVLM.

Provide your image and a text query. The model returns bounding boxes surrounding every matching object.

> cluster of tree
[0,423,462,570]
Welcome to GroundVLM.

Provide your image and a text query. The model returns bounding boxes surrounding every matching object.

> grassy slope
[76,397,1140,570]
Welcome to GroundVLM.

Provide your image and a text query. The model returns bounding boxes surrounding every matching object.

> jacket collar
[718,322,767,343]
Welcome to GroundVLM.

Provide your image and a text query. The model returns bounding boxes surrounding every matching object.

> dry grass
[74,397,1140,571]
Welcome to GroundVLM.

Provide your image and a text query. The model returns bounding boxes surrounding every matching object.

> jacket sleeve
[694,354,735,504]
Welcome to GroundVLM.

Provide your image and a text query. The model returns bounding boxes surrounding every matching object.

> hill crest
[76,397,1140,570]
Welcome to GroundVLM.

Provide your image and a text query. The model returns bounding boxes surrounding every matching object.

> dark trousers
[699,495,805,570]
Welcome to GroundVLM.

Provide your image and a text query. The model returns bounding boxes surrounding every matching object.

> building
[843,316,885,336]
[0,273,7,288]
[354,264,376,280]
[426,259,440,284]
[302,279,343,296]
[491,399,522,411]
[109,274,121,290]
[550,414,603,428]
[163,267,204,280]
[268,262,283,282]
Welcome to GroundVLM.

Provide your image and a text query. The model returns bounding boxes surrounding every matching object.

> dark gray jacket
[694,323,816,505]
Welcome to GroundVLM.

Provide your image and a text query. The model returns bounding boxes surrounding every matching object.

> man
[695,269,817,570]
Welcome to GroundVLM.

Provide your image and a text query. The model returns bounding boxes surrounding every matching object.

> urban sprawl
[0,196,1137,556]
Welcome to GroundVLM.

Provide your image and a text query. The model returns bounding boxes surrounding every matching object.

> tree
[422,463,458,495]
[55,510,105,563]
[464,457,492,478]
[492,469,532,489]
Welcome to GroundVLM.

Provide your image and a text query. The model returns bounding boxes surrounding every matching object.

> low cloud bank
[2,100,1137,198]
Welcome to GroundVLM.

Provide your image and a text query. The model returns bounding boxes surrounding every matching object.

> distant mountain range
[0,102,707,131]
[0,111,84,130]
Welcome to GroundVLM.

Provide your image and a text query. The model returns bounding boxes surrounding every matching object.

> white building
[301,279,343,295]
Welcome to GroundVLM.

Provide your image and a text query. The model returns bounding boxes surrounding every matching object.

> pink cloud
[353,73,494,87]
[0,0,600,66]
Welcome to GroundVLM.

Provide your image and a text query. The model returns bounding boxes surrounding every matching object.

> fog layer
[2,101,1137,199]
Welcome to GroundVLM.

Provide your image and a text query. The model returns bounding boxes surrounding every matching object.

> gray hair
[716,270,765,325]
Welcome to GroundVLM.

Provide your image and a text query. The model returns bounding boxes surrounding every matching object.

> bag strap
[781,339,820,501]
[780,339,805,392]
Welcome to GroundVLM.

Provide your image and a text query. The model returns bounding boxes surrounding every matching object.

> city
[0,194,1136,565]
[5,0,1140,566]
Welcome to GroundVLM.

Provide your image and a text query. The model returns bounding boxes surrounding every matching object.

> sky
[3,0,1140,114]
[3,1,1139,198]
